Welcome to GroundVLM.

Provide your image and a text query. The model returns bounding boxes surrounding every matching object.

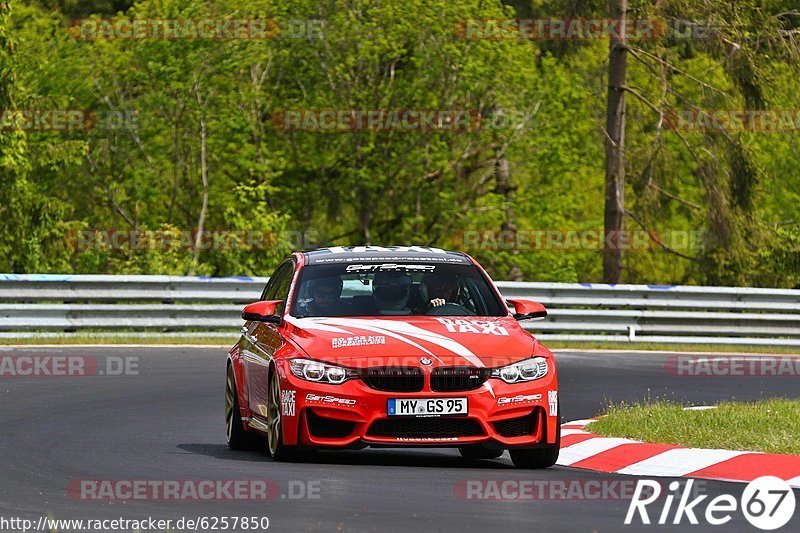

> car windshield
[291,262,506,317]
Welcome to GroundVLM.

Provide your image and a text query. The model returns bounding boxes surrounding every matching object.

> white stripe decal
[617,449,747,477]
[312,318,485,367]
[363,319,484,367]
[288,316,443,361]
[318,319,441,361]
[284,316,354,335]
[557,438,633,466]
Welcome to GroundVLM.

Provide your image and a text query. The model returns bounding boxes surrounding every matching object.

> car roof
[303,246,472,265]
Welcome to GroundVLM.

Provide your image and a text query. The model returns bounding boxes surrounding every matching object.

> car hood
[282,315,538,368]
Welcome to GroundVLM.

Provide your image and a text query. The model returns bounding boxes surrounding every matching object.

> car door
[243,261,294,419]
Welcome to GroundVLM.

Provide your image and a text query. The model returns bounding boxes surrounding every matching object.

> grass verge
[2,337,799,352]
[0,335,234,345]
[590,399,800,455]
[546,341,800,355]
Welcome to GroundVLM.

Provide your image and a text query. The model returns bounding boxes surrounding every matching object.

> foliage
[1,0,798,286]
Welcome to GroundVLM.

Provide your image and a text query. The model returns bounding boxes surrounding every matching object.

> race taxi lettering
[331,335,386,349]
[435,318,509,336]
[281,390,296,416]
[548,390,558,417]
[325,246,446,254]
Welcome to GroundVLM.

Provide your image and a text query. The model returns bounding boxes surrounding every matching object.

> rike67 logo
[626,477,796,530]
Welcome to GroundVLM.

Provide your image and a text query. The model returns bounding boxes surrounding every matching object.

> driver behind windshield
[305,276,343,316]
[372,271,413,315]
[421,272,459,309]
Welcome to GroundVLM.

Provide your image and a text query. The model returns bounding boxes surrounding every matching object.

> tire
[510,408,561,469]
[266,371,299,461]
[226,364,259,450]
[458,445,504,460]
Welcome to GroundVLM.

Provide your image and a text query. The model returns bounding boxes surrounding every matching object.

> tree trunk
[495,146,523,281]
[191,87,209,273]
[603,0,628,283]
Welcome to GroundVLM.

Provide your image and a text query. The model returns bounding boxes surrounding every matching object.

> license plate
[387,397,468,416]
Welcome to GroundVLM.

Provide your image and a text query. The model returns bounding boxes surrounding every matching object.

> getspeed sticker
[497,394,542,406]
[305,393,356,407]
[345,263,435,272]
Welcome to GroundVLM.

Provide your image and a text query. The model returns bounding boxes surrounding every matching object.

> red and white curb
[557,419,800,488]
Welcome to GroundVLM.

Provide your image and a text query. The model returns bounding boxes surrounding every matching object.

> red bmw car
[225,246,560,468]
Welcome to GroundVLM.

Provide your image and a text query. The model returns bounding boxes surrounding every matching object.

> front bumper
[275,362,559,449]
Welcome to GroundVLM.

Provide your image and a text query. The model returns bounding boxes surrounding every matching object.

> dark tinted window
[271,264,294,314]
[290,262,505,317]
[262,262,293,313]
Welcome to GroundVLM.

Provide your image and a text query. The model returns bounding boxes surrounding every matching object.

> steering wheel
[425,303,475,316]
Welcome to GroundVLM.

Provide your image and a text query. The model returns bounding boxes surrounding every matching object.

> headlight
[290,359,356,384]
[491,357,548,384]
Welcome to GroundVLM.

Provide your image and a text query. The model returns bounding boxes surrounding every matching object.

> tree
[603,0,628,283]
[0,0,67,272]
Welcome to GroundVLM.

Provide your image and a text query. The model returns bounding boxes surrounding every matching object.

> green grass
[546,341,800,355]
[591,399,800,455]
[2,336,799,352]
[0,335,234,345]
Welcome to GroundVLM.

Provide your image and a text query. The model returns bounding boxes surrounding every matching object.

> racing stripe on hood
[284,316,354,335]
[288,317,440,361]
[305,318,485,368]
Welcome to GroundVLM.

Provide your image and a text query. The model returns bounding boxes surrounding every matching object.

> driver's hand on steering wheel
[430,298,446,307]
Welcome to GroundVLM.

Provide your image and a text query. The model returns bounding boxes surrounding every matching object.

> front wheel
[510,408,560,469]
[226,365,259,450]
[266,371,299,461]
[509,444,559,469]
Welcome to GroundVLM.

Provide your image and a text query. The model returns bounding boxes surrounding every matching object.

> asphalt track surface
[1,346,798,532]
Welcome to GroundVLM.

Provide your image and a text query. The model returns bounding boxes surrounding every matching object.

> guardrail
[1,274,799,345]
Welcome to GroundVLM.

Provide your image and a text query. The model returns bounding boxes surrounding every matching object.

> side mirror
[242,300,283,324]
[507,298,547,321]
